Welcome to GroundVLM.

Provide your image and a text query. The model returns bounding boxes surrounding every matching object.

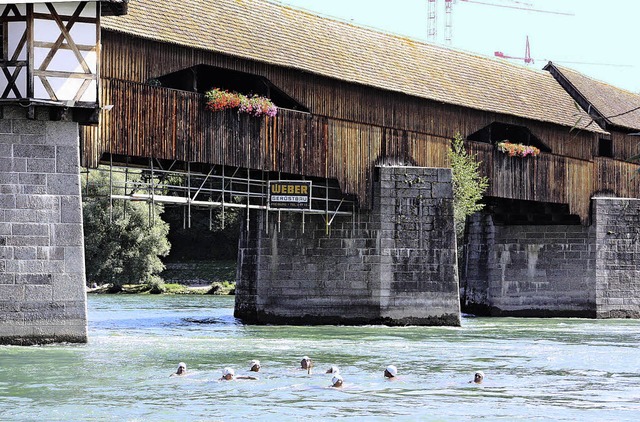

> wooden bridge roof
[545,62,640,132]
[101,0,604,134]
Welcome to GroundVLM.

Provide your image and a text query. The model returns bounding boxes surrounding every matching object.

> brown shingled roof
[545,63,640,131]
[101,0,603,133]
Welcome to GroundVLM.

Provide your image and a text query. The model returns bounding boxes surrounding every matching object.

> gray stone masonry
[463,198,640,318]
[0,105,87,345]
[235,166,461,326]
[462,212,597,317]
[593,197,640,318]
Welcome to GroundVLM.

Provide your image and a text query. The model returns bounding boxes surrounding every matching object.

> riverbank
[86,281,235,295]
[87,259,237,295]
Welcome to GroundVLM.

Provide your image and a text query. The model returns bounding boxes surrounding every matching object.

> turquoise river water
[1,295,639,421]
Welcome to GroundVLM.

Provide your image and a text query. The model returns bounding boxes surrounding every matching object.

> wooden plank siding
[83,79,450,208]
[99,32,598,160]
[468,142,593,220]
[594,157,640,199]
[610,131,640,162]
[81,32,640,223]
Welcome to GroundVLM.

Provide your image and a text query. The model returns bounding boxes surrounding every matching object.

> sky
[276,0,640,94]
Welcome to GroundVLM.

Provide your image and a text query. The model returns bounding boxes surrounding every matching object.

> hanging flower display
[205,88,277,117]
[496,141,540,157]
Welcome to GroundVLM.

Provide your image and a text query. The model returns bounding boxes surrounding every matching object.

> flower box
[496,141,540,157]
[205,88,277,117]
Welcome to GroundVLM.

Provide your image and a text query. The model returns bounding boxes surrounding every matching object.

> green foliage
[82,168,171,287]
[448,133,489,238]
[146,277,166,294]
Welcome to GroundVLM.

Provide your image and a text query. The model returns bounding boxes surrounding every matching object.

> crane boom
[495,36,533,64]
[460,0,574,16]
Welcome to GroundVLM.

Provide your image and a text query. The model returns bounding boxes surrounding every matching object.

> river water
[1,295,639,421]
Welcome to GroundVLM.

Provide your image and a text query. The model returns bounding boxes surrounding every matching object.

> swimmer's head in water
[331,374,343,388]
[326,365,339,374]
[474,371,484,384]
[384,365,398,378]
[250,360,261,372]
[222,367,235,380]
[301,356,311,369]
[176,362,186,374]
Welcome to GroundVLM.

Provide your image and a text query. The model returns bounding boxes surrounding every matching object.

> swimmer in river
[250,360,261,372]
[384,365,398,380]
[301,356,312,370]
[470,371,484,384]
[326,365,339,375]
[220,367,258,381]
[330,374,343,388]
[170,362,187,377]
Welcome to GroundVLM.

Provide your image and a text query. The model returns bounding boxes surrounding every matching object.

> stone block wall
[462,213,596,317]
[235,166,460,326]
[0,106,87,345]
[593,197,640,318]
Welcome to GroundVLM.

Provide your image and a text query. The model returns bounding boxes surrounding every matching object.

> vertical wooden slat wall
[81,31,640,222]
[469,143,596,221]
[98,32,598,160]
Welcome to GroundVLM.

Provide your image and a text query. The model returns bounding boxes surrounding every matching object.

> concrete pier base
[461,197,640,318]
[235,166,461,326]
[0,106,88,345]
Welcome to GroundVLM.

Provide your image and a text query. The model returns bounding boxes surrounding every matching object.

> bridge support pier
[461,197,640,318]
[235,166,461,326]
[0,106,88,345]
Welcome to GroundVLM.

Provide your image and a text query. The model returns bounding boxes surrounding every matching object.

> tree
[448,133,489,239]
[82,167,171,289]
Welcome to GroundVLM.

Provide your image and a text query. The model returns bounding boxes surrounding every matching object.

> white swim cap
[386,365,398,377]
[222,367,235,377]
[475,371,485,378]
[302,356,310,361]
[332,374,343,385]
[250,360,260,367]
[326,365,339,374]
[178,362,186,369]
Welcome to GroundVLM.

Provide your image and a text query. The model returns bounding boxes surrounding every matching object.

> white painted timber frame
[0,1,102,107]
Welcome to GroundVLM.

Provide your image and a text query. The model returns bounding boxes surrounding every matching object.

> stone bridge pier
[0,106,88,345]
[235,166,461,326]
[461,197,640,318]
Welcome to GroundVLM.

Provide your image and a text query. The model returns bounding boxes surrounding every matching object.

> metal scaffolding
[84,157,357,233]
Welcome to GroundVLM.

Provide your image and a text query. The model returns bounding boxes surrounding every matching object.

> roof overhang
[543,61,611,131]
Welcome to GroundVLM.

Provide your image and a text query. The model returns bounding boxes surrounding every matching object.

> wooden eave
[544,62,612,132]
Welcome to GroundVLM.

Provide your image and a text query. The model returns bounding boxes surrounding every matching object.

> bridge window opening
[482,197,581,226]
[598,138,613,157]
[467,122,551,153]
[151,64,309,112]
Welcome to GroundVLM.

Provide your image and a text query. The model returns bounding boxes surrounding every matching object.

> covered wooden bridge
[82,0,640,321]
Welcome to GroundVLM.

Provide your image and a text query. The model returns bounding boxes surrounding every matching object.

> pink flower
[205,88,277,117]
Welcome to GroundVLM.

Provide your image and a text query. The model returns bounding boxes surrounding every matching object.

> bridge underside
[91,159,463,325]
[462,197,640,318]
